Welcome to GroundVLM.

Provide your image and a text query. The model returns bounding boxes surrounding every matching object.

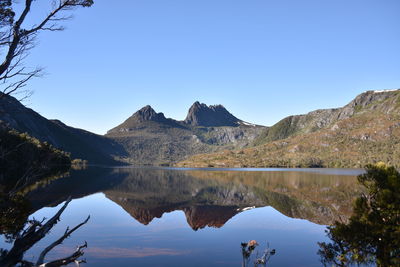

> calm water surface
[1,167,364,266]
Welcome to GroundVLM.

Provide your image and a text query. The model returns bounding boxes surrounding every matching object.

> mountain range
[1,89,399,167]
[178,90,400,168]
[106,101,264,165]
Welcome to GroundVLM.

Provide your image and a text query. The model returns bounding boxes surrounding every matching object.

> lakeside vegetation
[0,127,71,192]
[318,163,400,267]
[0,126,71,236]
[0,128,90,267]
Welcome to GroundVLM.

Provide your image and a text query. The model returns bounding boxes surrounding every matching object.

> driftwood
[0,197,90,267]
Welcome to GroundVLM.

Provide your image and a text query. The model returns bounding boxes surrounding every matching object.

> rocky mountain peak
[335,89,400,120]
[106,105,182,135]
[350,89,399,108]
[184,101,241,127]
[134,105,166,122]
[192,101,202,108]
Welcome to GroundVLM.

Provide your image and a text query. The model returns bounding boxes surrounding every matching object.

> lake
[0,167,365,266]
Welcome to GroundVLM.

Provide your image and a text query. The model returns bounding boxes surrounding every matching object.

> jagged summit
[105,101,264,164]
[134,105,167,122]
[107,101,260,136]
[184,101,242,127]
[107,105,182,134]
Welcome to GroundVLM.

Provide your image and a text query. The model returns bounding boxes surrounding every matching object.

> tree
[0,0,93,99]
[318,163,400,267]
[0,127,89,266]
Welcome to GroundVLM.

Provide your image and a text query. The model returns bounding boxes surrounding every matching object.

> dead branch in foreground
[0,197,90,267]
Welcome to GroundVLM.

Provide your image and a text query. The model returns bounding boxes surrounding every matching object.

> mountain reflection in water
[22,167,362,229]
[1,167,367,267]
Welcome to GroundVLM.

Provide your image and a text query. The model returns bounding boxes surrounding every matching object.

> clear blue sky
[19,0,400,134]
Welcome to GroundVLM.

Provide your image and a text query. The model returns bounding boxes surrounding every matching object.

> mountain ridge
[108,101,260,135]
[107,105,184,134]
[253,89,400,145]
[105,101,266,165]
[1,89,399,166]
[184,101,244,127]
[177,89,400,168]
[0,93,126,165]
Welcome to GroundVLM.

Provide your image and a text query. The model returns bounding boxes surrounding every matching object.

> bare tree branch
[38,241,87,267]
[0,0,33,76]
[0,197,91,267]
[36,215,90,265]
[25,1,74,35]
[0,0,93,98]
[0,197,71,266]
[1,68,41,96]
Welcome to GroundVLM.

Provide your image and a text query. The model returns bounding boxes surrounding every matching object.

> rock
[254,89,400,144]
[184,101,242,127]
[107,105,183,134]
[105,102,266,165]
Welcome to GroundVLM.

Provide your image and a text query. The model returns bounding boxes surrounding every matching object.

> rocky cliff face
[338,90,400,118]
[253,89,400,145]
[179,90,400,168]
[184,101,242,127]
[107,105,183,134]
[106,102,266,165]
[131,105,166,122]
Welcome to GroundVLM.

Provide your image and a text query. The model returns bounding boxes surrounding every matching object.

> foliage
[0,0,14,26]
[0,127,71,239]
[71,158,88,170]
[0,127,71,191]
[0,127,89,266]
[318,163,400,267]
[0,194,30,241]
